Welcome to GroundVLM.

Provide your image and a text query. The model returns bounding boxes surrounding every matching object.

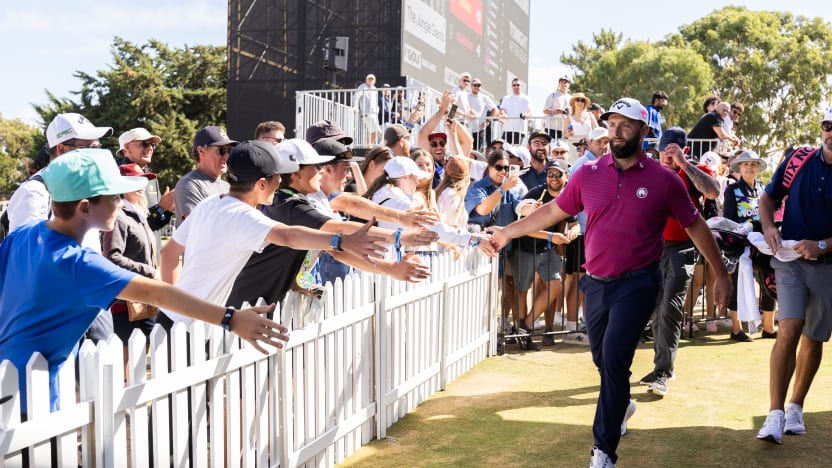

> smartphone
[509,164,520,177]
[447,104,458,122]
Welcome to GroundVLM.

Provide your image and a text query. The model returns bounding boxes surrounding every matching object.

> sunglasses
[138,141,158,149]
[462,79,471,83]
[209,146,230,156]
[511,84,520,87]
[493,164,510,172]
[547,172,565,178]
[822,122,832,132]
[552,150,568,155]
[430,140,446,148]
[575,98,586,103]
[472,83,481,87]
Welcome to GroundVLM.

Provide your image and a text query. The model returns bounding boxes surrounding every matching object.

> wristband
[496,187,504,195]
[221,307,235,331]
[393,228,403,263]
[330,233,343,251]
[402,121,415,129]
[470,236,481,247]
[547,232,554,250]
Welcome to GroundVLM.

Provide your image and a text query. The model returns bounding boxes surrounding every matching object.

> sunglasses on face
[430,140,446,148]
[462,79,471,83]
[209,146,230,156]
[822,122,832,132]
[472,84,481,87]
[493,164,510,172]
[512,84,520,87]
[552,150,568,155]
[547,171,565,178]
[138,141,158,149]
[575,98,586,103]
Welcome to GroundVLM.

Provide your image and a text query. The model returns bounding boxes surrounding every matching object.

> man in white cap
[116,127,175,231]
[486,98,731,468]
[6,112,112,232]
[354,74,381,144]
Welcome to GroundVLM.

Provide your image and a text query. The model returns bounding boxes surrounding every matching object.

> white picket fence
[0,249,497,467]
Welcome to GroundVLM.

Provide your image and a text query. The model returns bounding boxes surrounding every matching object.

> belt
[585,263,660,283]
[663,240,693,248]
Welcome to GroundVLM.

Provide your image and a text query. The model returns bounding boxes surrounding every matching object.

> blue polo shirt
[464,177,523,228]
[765,147,832,241]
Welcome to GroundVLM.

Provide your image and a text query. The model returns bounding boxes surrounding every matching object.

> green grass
[338,329,832,467]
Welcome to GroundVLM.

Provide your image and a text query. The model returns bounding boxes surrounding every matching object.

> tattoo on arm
[684,163,720,199]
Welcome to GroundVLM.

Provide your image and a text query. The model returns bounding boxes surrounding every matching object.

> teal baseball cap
[42,149,149,202]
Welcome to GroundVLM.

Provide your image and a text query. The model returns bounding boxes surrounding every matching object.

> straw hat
[569,93,591,109]
[730,150,767,172]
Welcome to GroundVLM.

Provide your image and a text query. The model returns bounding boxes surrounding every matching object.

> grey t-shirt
[173,169,229,226]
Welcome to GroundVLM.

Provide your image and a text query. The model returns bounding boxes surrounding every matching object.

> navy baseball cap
[659,127,687,151]
[227,140,299,183]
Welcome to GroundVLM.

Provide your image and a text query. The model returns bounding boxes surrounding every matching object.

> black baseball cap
[312,138,364,163]
[305,120,354,145]
[227,140,299,183]
[527,130,552,144]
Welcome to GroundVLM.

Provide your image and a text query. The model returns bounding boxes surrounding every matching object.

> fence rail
[0,249,496,467]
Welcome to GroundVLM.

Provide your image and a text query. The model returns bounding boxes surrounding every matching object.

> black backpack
[0,174,45,242]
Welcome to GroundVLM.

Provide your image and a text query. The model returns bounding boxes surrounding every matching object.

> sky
[2,0,831,129]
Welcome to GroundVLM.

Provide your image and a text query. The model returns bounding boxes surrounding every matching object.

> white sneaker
[590,446,616,467]
[785,403,806,435]
[756,409,785,444]
[620,399,636,436]
[563,332,590,345]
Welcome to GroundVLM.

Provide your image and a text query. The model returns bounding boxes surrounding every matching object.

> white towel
[747,232,802,262]
[737,246,761,323]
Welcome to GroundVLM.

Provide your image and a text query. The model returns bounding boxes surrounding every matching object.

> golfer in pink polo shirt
[486,98,731,468]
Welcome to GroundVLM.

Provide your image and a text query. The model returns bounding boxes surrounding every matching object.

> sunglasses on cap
[430,140,446,148]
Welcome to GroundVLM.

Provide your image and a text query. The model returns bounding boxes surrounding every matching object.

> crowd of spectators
[4,73,832,468]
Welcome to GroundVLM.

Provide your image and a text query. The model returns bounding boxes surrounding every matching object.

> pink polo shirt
[556,153,700,277]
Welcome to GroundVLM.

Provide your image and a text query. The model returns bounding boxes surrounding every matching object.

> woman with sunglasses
[564,93,598,139]
[464,149,526,347]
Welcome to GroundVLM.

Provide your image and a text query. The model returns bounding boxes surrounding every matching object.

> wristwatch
[221,307,235,331]
[819,240,828,253]
[330,233,343,251]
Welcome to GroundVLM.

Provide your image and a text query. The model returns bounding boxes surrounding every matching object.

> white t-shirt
[500,94,531,133]
[543,91,571,128]
[163,194,277,325]
[436,186,468,228]
[6,171,50,232]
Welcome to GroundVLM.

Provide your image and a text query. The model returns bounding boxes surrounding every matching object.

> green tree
[0,114,40,192]
[675,7,832,154]
[561,39,712,128]
[34,37,227,189]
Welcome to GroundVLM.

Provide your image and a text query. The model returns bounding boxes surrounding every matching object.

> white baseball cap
[588,127,609,142]
[600,98,649,124]
[275,138,334,167]
[824,107,832,123]
[512,146,531,167]
[699,151,720,171]
[46,113,113,148]
[384,156,431,180]
[551,140,570,151]
[117,128,162,156]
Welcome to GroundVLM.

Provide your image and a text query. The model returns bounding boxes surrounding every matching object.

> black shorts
[563,234,586,274]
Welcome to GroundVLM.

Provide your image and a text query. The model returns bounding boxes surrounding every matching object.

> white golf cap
[824,107,832,123]
[46,113,113,148]
[588,127,609,142]
[275,138,334,167]
[384,156,432,180]
[699,151,720,171]
[600,98,649,125]
[551,140,570,151]
[117,128,162,155]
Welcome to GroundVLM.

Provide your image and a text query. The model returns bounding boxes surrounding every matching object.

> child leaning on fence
[0,148,290,413]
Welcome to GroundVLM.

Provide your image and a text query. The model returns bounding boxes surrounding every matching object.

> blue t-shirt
[0,221,135,412]
[765,148,832,241]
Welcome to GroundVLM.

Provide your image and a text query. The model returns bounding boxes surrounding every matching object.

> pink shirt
[556,153,700,277]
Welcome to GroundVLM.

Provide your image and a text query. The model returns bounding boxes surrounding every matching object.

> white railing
[0,249,496,467]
